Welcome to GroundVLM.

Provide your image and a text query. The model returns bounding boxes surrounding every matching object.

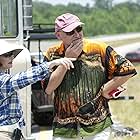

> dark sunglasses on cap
[2,51,14,57]
[65,26,83,36]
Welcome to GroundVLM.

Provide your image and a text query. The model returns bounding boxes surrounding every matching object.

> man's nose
[74,30,80,37]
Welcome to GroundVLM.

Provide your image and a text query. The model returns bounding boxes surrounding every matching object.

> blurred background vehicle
[125,48,140,62]
[30,52,54,126]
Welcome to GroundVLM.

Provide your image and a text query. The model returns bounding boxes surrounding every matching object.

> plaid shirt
[0,62,50,128]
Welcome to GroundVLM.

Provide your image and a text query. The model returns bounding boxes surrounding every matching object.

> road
[114,42,140,56]
[31,126,53,140]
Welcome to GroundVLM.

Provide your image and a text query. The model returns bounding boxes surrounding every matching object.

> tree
[94,0,114,10]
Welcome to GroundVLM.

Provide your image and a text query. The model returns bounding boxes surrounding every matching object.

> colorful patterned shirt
[44,39,137,138]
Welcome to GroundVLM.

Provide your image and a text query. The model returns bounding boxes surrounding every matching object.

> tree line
[32,1,140,37]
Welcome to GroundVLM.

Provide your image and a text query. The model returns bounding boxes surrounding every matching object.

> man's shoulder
[44,42,64,59]
[84,38,107,47]
[83,39,108,53]
[46,43,62,52]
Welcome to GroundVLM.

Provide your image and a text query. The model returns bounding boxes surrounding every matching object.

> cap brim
[62,22,84,32]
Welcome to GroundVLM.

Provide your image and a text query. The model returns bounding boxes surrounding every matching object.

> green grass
[110,63,140,140]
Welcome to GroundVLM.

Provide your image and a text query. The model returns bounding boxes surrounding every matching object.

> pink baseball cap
[55,13,84,33]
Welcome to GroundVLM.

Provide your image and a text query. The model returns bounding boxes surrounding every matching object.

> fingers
[70,40,83,50]
[48,58,75,70]
[68,58,76,61]
[68,42,74,48]
[65,40,83,58]
[59,58,75,69]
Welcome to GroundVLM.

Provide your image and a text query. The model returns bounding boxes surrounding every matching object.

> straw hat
[0,40,24,58]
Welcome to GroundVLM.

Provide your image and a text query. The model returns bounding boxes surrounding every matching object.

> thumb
[68,58,77,61]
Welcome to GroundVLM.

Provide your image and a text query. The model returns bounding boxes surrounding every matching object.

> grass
[110,63,140,140]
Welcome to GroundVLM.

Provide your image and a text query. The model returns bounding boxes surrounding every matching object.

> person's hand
[108,86,126,98]
[65,39,83,58]
[48,57,76,70]
[102,86,126,99]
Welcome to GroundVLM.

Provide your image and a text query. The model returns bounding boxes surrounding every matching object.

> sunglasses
[65,26,83,36]
[2,51,14,57]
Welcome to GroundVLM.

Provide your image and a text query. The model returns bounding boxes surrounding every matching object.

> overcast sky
[34,0,136,7]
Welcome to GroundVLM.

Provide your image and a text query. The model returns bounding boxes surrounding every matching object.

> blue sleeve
[0,61,50,99]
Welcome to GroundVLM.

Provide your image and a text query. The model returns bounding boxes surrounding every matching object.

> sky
[34,0,136,7]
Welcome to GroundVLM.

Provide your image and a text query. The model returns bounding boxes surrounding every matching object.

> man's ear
[55,32,61,40]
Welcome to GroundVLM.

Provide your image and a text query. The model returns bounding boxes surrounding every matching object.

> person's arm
[0,62,50,99]
[44,41,83,94]
[100,46,137,99]
[0,58,74,97]
[45,65,68,94]
[102,74,133,99]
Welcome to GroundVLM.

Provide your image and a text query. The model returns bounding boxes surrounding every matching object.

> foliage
[32,1,140,36]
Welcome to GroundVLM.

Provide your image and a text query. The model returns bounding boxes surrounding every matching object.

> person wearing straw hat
[42,13,137,140]
[0,39,75,140]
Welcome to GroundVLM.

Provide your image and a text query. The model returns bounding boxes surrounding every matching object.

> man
[43,13,137,140]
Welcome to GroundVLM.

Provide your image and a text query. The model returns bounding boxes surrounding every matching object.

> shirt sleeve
[0,61,50,99]
[104,46,137,80]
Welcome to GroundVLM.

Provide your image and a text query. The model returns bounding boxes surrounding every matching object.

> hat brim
[12,49,23,58]
[0,40,24,58]
[62,22,84,32]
